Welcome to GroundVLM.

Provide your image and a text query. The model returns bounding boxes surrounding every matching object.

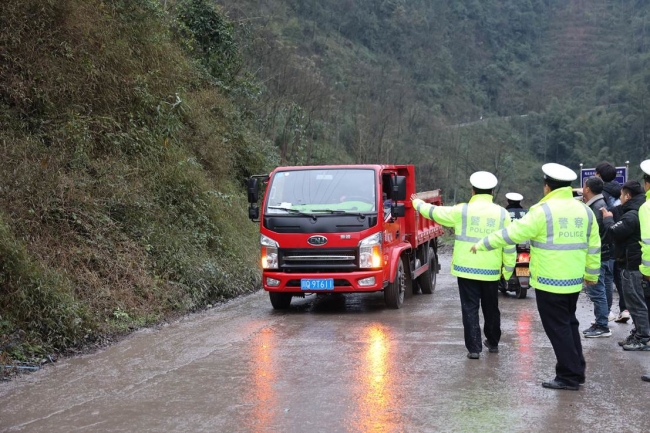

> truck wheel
[516,285,528,299]
[498,277,508,294]
[385,257,406,309]
[418,245,437,294]
[269,292,292,309]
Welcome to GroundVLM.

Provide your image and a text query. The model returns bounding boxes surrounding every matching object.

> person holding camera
[601,180,648,351]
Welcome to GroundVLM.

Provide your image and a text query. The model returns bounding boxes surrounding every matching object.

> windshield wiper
[267,206,317,219]
[311,209,368,218]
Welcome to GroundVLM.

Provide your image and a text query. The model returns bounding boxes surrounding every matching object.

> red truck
[247,164,444,309]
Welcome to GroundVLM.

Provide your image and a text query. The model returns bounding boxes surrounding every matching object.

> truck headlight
[261,234,279,269]
[359,232,382,269]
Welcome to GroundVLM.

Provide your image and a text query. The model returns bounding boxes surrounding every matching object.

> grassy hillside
[0,0,276,365]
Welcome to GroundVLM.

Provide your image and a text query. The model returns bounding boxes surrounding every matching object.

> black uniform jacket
[586,195,612,261]
[505,204,528,221]
[603,193,644,270]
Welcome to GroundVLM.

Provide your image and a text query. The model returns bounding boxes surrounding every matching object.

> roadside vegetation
[0,0,276,367]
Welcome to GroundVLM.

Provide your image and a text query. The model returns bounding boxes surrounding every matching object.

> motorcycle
[499,241,530,299]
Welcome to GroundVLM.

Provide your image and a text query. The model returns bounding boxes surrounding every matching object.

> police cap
[542,163,577,182]
[469,171,498,190]
[505,192,523,201]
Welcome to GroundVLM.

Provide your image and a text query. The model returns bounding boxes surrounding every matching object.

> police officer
[411,171,515,360]
[471,163,600,390]
[500,192,528,292]
[639,160,650,382]
[505,192,527,220]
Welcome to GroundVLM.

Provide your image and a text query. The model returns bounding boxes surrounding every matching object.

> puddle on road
[347,324,401,433]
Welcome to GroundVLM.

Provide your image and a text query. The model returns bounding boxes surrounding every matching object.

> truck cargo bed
[410,190,444,248]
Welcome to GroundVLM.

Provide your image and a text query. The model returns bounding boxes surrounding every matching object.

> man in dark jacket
[602,181,649,350]
[596,161,628,322]
[596,162,622,210]
[582,177,612,337]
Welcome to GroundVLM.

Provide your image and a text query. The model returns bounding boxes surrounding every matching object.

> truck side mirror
[249,205,260,221]
[392,176,407,201]
[247,178,259,204]
[391,203,406,218]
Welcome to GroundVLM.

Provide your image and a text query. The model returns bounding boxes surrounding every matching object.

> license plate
[516,267,530,277]
[301,278,334,290]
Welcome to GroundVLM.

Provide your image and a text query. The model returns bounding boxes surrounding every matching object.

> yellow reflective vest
[640,190,650,277]
[474,186,601,294]
[412,194,515,281]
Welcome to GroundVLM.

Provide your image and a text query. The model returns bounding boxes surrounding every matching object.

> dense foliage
[0,0,275,365]
[217,0,650,200]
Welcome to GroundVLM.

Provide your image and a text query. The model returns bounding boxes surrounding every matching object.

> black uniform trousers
[535,289,585,387]
[457,277,501,353]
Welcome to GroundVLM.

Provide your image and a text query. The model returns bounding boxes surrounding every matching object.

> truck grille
[279,248,358,272]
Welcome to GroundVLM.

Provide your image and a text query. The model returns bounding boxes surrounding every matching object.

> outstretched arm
[601,208,636,243]
[411,194,458,227]
[471,208,541,253]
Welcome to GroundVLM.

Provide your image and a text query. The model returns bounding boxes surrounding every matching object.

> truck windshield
[265,169,377,214]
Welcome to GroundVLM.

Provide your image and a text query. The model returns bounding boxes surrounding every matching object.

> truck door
[381,173,401,278]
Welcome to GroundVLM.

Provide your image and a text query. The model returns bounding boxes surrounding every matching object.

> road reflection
[516,310,533,384]
[349,324,401,433]
[247,327,278,432]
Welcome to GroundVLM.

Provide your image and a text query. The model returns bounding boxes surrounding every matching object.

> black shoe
[642,375,650,382]
[584,326,612,338]
[483,339,499,353]
[467,352,480,359]
[622,336,650,351]
[541,379,579,391]
[618,330,636,346]
[582,324,597,334]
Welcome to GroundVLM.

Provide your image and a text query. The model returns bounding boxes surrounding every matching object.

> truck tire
[269,292,292,309]
[385,257,406,309]
[498,277,508,294]
[417,245,438,295]
[516,285,527,299]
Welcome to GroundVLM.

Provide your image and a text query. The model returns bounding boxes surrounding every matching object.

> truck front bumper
[262,270,385,293]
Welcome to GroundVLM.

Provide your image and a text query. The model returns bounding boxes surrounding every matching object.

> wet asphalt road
[2,253,650,433]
